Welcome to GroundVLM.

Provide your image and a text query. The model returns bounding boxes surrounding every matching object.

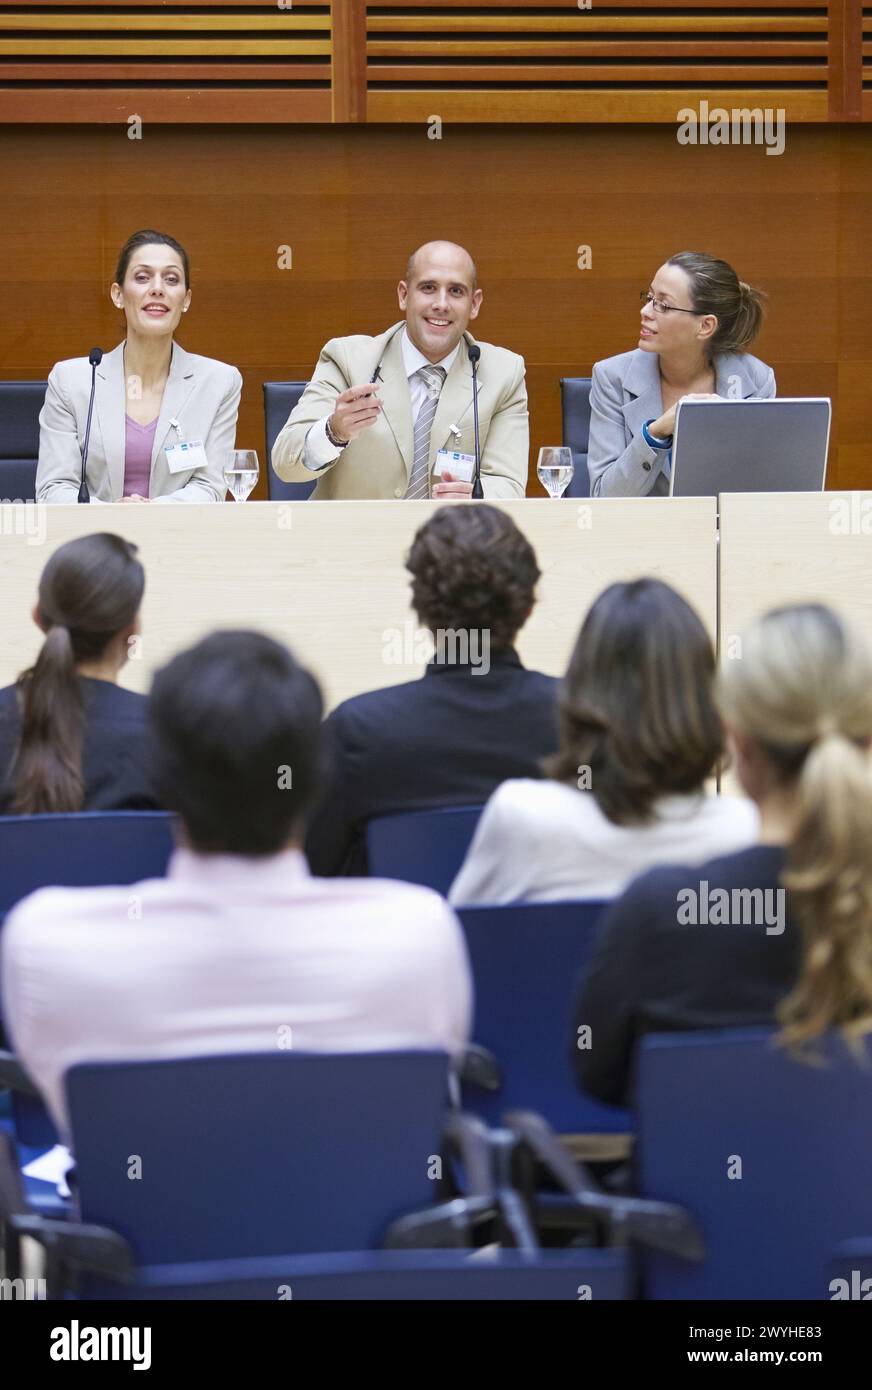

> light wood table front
[0,498,717,709]
[719,492,872,652]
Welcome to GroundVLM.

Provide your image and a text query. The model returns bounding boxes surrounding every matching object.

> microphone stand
[78,347,103,503]
[468,343,483,499]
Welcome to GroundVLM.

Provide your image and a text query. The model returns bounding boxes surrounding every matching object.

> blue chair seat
[458,900,630,1134]
[67,1051,452,1267]
[0,810,174,920]
[559,377,592,497]
[0,380,46,503]
[98,1247,630,1300]
[366,805,484,896]
[638,1027,872,1299]
[263,381,313,500]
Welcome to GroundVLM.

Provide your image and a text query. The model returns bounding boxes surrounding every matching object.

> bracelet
[325,417,349,450]
[642,418,673,450]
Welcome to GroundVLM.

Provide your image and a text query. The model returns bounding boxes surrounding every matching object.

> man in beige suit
[271,241,528,500]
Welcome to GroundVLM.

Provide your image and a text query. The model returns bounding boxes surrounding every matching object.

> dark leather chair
[559,377,593,498]
[0,382,47,502]
[263,382,313,500]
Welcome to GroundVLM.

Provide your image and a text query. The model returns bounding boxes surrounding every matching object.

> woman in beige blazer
[37,230,242,504]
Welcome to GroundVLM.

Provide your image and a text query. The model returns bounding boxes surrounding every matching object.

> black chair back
[559,377,592,498]
[263,382,313,499]
[0,381,47,502]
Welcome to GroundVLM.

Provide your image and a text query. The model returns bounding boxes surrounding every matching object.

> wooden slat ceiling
[0,1,865,122]
[0,2,332,121]
[366,2,830,121]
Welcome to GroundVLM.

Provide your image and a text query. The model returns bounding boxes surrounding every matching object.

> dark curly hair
[406,505,540,654]
[546,578,724,825]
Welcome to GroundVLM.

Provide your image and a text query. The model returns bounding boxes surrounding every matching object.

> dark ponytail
[667,251,766,354]
[8,534,145,814]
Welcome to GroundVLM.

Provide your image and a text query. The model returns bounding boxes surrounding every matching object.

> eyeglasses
[639,291,701,316]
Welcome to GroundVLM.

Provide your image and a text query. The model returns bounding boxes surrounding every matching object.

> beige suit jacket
[271,322,529,499]
[37,341,242,504]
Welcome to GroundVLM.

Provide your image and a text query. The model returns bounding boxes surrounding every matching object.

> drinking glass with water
[224,450,260,502]
[537,447,574,499]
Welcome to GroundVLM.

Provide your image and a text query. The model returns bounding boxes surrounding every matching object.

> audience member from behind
[450,577,757,905]
[305,504,559,876]
[574,603,872,1107]
[2,631,471,1138]
[0,533,157,814]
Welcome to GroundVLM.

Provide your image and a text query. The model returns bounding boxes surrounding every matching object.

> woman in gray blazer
[37,230,242,504]
[588,252,775,498]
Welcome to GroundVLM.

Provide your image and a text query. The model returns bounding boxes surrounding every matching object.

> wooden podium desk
[0,498,717,709]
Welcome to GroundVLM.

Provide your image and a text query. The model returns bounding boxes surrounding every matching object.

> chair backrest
[366,805,484,895]
[458,900,629,1133]
[560,377,592,498]
[0,381,47,502]
[263,381,313,499]
[0,811,174,919]
[67,1051,450,1264]
[637,1027,872,1299]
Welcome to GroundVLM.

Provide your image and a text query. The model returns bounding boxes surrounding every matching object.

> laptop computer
[669,398,831,497]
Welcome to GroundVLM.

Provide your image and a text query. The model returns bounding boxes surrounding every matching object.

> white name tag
[165,439,208,475]
[433,449,476,482]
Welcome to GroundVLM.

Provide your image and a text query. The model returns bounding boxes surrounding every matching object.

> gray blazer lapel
[621,349,664,440]
[150,342,197,470]
[429,334,474,468]
[94,343,127,501]
[375,326,414,476]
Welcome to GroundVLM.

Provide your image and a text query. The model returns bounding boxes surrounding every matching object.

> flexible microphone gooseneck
[468,343,483,499]
[78,346,104,503]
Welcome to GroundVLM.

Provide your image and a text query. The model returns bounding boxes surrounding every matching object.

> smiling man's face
[398,242,482,364]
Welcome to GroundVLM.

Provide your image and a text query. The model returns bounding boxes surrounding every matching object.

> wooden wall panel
[0,123,867,496]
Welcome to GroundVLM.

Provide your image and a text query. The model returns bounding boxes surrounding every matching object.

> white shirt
[448,780,759,906]
[303,328,461,471]
[1,847,472,1140]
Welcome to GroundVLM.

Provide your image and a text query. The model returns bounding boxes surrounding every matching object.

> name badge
[434,449,476,483]
[165,439,208,475]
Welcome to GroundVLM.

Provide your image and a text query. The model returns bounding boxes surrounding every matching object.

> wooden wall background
[0,121,868,495]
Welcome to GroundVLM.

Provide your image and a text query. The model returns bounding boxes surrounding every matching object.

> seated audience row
[0,510,756,909]
[2,550,871,1150]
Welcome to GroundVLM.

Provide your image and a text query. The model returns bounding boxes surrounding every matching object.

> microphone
[468,343,483,499]
[78,347,103,503]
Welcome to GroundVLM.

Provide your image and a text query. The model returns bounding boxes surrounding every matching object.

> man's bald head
[405,241,478,292]
[398,241,483,364]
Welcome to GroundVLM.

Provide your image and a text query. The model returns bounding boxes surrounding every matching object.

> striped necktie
[405,364,446,500]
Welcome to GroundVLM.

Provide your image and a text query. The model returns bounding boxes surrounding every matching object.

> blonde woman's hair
[718,603,872,1052]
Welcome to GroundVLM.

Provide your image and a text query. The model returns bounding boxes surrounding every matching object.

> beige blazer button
[394,487,403,498]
